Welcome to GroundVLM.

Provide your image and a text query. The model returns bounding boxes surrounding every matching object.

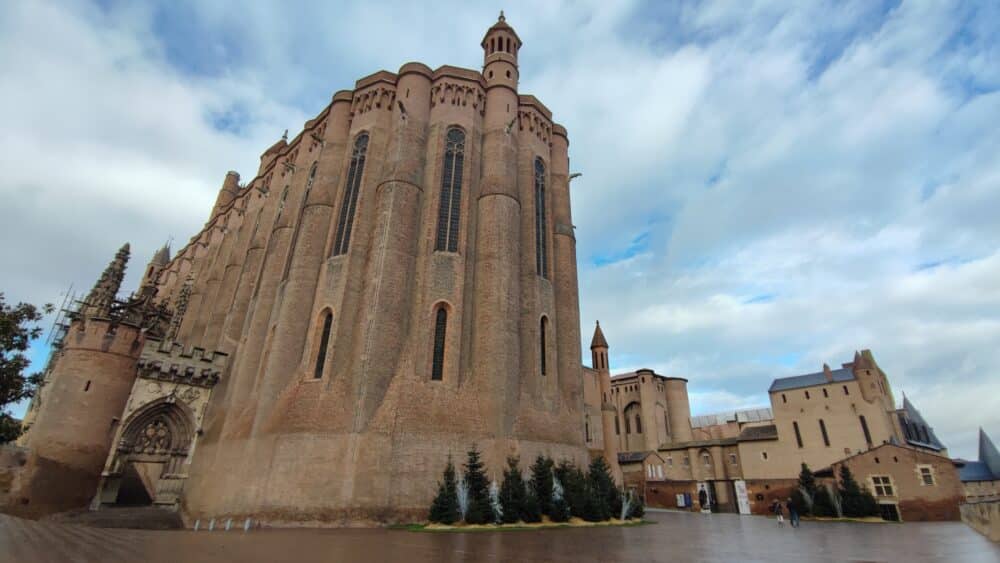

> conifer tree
[838,465,879,517]
[812,485,838,517]
[794,462,817,516]
[428,456,460,524]
[462,444,491,524]
[499,456,528,523]
[529,454,554,515]
[628,490,645,519]
[522,485,542,523]
[554,459,587,518]
[586,456,617,521]
[550,468,572,522]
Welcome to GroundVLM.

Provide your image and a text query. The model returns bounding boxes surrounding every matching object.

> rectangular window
[667,457,673,467]
[919,466,936,486]
[859,415,873,446]
[615,416,620,435]
[683,456,689,466]
[729,453,737,465]
[657,465,663,479]
[872,475,894,497]
[819,419,830,447]
[793,421,804,448]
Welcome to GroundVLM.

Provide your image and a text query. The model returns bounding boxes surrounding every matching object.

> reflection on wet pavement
[2,510,998,562]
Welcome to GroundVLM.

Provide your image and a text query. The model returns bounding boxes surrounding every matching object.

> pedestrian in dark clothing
[787,497,800,528]
[772,500,785,526]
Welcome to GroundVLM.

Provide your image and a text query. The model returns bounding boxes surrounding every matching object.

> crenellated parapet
[137,339,228,389]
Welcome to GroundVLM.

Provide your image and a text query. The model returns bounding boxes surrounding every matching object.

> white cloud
[1,0,997,458]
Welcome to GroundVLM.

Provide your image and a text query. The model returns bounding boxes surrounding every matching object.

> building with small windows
[9,14,591,524]
[582,324,966,521]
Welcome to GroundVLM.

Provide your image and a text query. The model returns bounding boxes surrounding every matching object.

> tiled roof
[618,452,650,464]
[768,366,855,392]
[590,321,608,349]
[899,396,946,451]
[980,428,1000,477]
[690,407,773,429]
[959,461,998,482]
[738,424,779,442]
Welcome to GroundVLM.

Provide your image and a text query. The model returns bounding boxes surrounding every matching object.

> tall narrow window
[819,419,830,446]
[333,133,370,256]
[793,421,803,448]
[304,162,318,195]
[585,415,590,442]
[534,158,548,277]
[314,311,333,379]
[276,186,290,220]
[859,415,873,446]
[431,307,447,380]
[539,316,548,376]
[434,128,466,252]
[615,415,620,435]
[635,414,642,434]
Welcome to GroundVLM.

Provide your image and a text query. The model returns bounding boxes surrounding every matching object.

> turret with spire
[591,321,621,481]
[138,242,171,299]
[82,243,130,318]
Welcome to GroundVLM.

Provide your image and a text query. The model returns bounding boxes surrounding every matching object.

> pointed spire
[590,320,608,349]
[83,243,130,317]
[152,243,171,267]
[281,129,289,141]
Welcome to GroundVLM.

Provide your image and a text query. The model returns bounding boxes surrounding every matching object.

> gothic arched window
[539,316,548,376]
[435,128,466,252]
[431,307,447,381]
[534,158,548,277]
[276,186,290,221]
[314,310,333,379]
[332,133,370,256]
[305,162,318,195]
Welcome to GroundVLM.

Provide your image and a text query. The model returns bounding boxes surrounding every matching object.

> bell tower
[481,11,521,91]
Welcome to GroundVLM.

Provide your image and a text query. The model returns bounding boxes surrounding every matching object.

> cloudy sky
[1,0,997,459]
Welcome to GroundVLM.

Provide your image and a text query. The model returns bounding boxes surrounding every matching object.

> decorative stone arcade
[92,339,226,509]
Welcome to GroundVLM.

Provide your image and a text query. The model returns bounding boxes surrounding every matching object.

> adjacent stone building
[583,325,965,521]
[10,14,589,524]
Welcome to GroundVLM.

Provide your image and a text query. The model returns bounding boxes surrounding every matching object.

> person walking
[787,496,800,528]
[772,499,785,527]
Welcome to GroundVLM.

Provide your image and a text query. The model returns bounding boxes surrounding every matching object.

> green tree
[794,462,817,516]
[499,456,527,523]
[529,454,554,515]
[0,294,52,443]
[585,456,618,521]
[838,465,879,517]
[626,489,645,519]
[812,485,838,517]
[521,486,542,523]
[554,459,587,518]
[462,444,491,524]
[428,456,460,524]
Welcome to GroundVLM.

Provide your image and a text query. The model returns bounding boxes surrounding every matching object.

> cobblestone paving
[2,510,998,562]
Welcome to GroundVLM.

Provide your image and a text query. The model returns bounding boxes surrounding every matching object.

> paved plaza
[1,510,997,562]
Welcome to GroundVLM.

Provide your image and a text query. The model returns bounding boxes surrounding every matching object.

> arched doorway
[97,398,195,507]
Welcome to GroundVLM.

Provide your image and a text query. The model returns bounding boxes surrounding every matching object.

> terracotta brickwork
[831,444,964,521]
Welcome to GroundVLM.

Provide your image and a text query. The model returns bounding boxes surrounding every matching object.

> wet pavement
[2,509,998,562]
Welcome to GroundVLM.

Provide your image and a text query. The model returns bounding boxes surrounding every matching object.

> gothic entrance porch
[93,398,195,508]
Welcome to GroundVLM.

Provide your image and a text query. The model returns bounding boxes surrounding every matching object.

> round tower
[14,244,145,517]
[590,322,621,481]
[664,377,693,443]
[472,11,524,445]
